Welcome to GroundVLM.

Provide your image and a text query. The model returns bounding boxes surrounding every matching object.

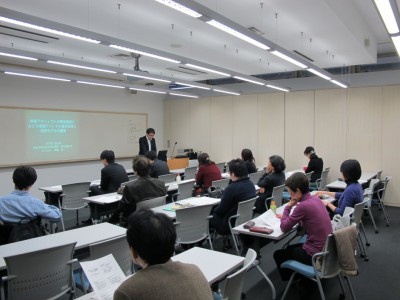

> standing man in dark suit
[83,150,129,224]
[139,128,157,155]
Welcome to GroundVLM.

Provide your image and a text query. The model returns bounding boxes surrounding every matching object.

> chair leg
[337,274,346,299]
[366,206,378,233]
[75,210,80,227]
[360,221,370,247]
[315,275,326,300]
[60,213,66,231]
[379,202,390,227]
[256,265,276,300]
[357,234,369,261]
[280,271,296,300]
[231,231,240,255]
[207,235,214,250]
[344,275,357,300]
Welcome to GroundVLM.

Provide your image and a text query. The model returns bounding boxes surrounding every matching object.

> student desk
[83,192,122,221]
[326,171,378,191]
[0,223,126,271]
[75,247,244,300]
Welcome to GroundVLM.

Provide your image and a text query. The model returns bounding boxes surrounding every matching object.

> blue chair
[280,234,356,300]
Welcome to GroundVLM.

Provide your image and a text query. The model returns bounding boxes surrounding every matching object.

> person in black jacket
[210,159,256,236]
[145,151,170,178]
[241,148,257,174]
[83,150,129,224]
[255,155,286,214]
[304,146,323,185]
[138,128,157,155]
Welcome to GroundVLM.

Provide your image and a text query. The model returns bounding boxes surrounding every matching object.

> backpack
[8,218,48,243]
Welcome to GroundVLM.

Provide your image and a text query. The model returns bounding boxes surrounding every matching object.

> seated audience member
[144,150,170,178]
[316,159,363,216]
[210,159,256,236]
[304,146,323,186]
[109,157,167,226]
[114,209,213,300]
[255,155,286,214]
[83,150,129,224]
[241,148,257,174]
[195,153,222,194]
[0,166,61,244]
[273,172,332,282]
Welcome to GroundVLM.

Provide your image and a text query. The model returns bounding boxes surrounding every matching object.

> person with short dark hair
[273,172,332,281]
[316,159,363,216]
[83,150,129,224]
[144,150,170,178]
[138,128,157,155]
[109,157,167,226]
[210,159,256,235]
[113,209,213,300]
[304,146,323,183]
[241,148,257,174]
[255,155,286,214]
[0,166,61,224]
[195,153,222,193]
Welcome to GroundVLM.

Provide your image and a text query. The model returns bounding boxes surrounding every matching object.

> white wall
[0,74,164,199]
[165,85,400,207]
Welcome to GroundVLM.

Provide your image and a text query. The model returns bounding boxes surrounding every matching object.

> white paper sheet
[80,254,127,300]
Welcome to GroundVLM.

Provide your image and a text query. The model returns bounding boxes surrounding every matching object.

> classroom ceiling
[0,0,398,98]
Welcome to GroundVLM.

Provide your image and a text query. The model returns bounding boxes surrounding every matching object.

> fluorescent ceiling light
[48,61,116,73]
[0,52,37,61]
[185,64,231,77]
[391,35,400,56]
[175,82,211,90]
[109,45,180,63]
[271,50,308,69]
[330,80,348,88]
[4,71,70,82]
[307,68,331,80]
[0,16,101,44]
[155,0,202,18]
[233,76,265,86]
[170,85,192,90]
[206,20,270,50]
[374,0,399,34]
[169,92,199,98]
[129,87,166,94]
[266,84,289,92]
[213,89,240,95]
[123,73,171,83]
[77,81,125,89]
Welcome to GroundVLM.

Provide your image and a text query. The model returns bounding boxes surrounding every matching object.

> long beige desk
[326,171,378,191]
[39,180,101,194]
[83,192,122,220]
[76,247,244,300]
[0,223,126,270]
[151,196,221,219]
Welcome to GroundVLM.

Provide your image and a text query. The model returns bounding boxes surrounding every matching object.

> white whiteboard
[0,107,147,167]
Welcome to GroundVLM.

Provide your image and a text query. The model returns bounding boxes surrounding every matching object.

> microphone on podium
[171,141,177,158]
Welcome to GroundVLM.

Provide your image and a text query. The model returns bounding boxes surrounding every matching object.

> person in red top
[195,153,222,194]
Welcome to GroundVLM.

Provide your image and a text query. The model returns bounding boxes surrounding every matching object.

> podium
[167,157,189,170]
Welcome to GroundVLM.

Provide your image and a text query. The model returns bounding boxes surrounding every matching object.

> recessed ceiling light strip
[109,45,180,63]
[123,73,171,83]
[307,68,331,80]
[77,81,125,88]
[271,51,307,69]
[213,89,240,95]
[175,82,211,90]
[48,61,116,73]
[129,87,166,94]
[330,80,348,88]
[0,52,38,61]
[169,92,199,98]
[233,76,265,86]
[373,0,399,34]
[155,0,202,18]
[266,84,290,92]
[4,71,70,82]
[185,64,230,77]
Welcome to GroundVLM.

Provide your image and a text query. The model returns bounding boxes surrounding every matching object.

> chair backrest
[89,236,133,275]
[136,195,167,210]
[271,184,285,207]
[317,234,341,278]
[216,162,226,173]
[249,171,263,185]
[318,168,330,190]
[184,166,197,180]
[232,197,258,227]
[176,181,195,201]
[212,178,230,189]
[61,182,91,209]
[352,201,366,226]
[4,242,76,300]
[376,170,383,181]
[175,204,214,244]
[379,176,392,202]
[222,248,257,300]
[305,171,314,181]
[158,173,176,184]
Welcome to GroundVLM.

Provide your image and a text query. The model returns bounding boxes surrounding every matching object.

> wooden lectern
[167,157,189,170]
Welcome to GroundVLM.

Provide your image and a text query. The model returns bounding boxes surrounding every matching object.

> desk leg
[256,265,276,300]
[92,205,101,224]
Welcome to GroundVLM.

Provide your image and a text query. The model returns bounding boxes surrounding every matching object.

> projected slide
[26,110,79,161]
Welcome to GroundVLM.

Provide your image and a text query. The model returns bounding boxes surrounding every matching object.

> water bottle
[270,200,277,214]
[176,173,181,182]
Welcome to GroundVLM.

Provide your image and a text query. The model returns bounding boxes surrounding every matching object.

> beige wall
[165,85,400,207]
